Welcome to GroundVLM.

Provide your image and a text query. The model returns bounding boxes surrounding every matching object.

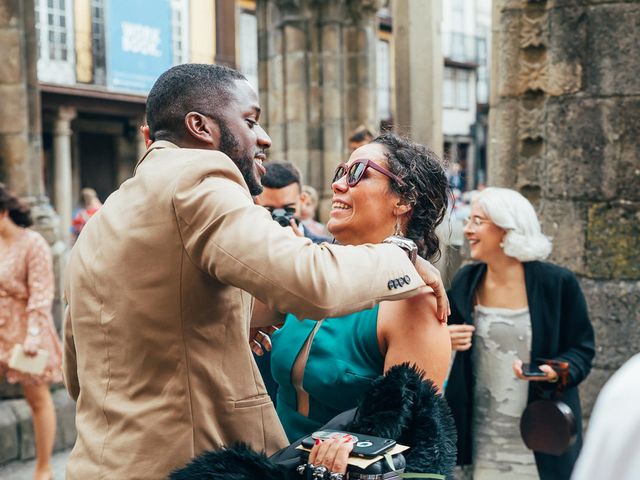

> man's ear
[184,112,221,147]
[139,125,152,148]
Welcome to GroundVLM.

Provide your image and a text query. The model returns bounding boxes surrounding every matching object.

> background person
[71,187,102,239]
[256,160,330,244]
[299,184,329,238]
[63,64,449,479]
[446,187,595,480]
[0,184,62,480]
[570,353,640,480]
[347,124,375,152]
[256,133,452,441]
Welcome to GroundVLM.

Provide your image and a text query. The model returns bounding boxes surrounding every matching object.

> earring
[499,241,505,249]
[394,218,403,237]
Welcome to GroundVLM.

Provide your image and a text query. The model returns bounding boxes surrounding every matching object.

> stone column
[257,0,382,220]
[215,0,237,67]
[0,0,64,396]
[53,107,76,246]
[392,0,443,156]
[489,0,640,416]
[0,0,62,285]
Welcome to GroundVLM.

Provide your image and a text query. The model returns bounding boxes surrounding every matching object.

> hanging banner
[106,0,173,93]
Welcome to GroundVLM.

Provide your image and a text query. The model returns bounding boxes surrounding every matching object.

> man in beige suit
[63,64,448,479]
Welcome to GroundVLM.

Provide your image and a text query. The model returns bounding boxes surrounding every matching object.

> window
[444,68,456,109]
[444,67,472,110]
[451,0,465,33]
[171,0,189,65]
[91,0,106,85]
[376,38,391,121]
[238,10,259,89]
[36,0,75,84]
[457,69,470,110]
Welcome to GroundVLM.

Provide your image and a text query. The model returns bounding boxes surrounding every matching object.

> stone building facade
[256,0,383,218]
[489,0,640,414]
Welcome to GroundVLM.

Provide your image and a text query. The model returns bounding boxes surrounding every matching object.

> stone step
[0,388,76,466]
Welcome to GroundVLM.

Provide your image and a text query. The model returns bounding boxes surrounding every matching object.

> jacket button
[388,280,395,290]
[404,275,411,284]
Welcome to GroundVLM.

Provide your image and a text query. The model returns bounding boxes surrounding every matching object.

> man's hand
[415,256,450,323]
[289,219,304,238]
[249,325,279,356]
[448,324,475,351]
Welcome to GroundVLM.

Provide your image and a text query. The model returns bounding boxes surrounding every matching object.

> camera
[269,206,299,228]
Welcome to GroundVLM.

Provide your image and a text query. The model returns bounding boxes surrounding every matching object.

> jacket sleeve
[172,153,425,321]
[554,271,595,388]
[62,301,79,401]
[61,273,79,401]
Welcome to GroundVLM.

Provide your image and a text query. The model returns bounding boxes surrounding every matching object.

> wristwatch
[28,326,41,337]
[383,235,418,264]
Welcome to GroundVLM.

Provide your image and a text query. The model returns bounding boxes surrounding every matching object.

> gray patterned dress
[469,304,538,479]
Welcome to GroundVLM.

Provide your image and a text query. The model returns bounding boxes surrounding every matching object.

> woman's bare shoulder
[379,288,439,333]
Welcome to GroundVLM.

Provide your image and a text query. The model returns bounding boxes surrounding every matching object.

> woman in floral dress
[0,184,62,480]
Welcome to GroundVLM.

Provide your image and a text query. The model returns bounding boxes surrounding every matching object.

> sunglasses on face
[332,159,406,188]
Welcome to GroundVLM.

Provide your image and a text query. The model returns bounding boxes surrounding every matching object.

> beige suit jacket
[63,141,423,479]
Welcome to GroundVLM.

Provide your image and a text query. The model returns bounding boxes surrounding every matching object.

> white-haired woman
[445,187,594,480]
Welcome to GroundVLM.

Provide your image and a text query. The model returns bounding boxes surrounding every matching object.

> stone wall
[489,0,640,415]
[256,0,381,219]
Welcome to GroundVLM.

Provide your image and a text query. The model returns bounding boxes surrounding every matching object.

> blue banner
[106,0,173,93]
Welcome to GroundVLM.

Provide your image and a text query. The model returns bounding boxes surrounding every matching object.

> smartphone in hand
[522,362,547,377]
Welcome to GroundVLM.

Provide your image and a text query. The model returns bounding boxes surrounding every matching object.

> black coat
[445,261,595,480]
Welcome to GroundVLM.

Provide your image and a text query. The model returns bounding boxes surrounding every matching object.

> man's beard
[218,121,263,196]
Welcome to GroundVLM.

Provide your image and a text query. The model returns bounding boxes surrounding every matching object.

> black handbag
[519,359,577,456]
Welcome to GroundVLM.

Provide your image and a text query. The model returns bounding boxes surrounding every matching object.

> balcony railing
[443,32,486,66]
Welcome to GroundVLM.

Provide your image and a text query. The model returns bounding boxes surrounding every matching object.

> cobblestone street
[0,449,69,480]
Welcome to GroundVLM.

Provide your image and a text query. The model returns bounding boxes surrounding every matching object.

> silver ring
[329,473,344,480]
[313,465,328,478]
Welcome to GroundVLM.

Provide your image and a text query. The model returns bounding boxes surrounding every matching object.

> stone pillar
[392,0,443,156]
[0,0,61,274]
[0,0,64,396]
[215,0,237,68]
[489,0,640,416]
[53,107,76,246]
[257,0,382,220]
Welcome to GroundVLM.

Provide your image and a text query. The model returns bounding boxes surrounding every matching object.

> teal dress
[271,306,384,442]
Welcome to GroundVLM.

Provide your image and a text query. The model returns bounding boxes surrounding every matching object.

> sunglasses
[332,159,406,188]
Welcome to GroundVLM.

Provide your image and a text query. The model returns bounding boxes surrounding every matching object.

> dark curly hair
[372,133,449,261]
[0,183,33,228]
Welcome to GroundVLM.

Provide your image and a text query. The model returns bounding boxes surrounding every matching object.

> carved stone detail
[520,12,548,48]
[518,57,549,93]
[518,103,546,141]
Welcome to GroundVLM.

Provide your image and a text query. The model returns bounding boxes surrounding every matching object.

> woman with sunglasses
[445,187,594,480]
[253,132,452,442]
